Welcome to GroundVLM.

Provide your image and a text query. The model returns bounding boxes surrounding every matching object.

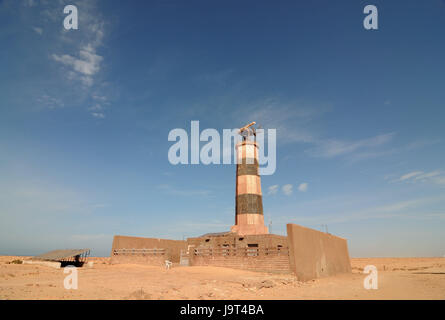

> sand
[0,256,444,300]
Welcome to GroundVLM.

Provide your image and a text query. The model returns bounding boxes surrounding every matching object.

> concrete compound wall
[191,255,291,273]
[111,254,167,266]
[187,233,291,273]
[110,229,351,279]
[110,235,187,265]
[187,233,288,249]
[286,223,352,281]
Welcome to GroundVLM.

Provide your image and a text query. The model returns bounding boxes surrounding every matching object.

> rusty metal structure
[33,249,90,267]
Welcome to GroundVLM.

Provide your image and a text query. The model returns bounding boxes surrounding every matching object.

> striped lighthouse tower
[230,123,269,236]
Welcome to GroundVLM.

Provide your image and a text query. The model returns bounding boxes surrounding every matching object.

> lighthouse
[230,122,269,236]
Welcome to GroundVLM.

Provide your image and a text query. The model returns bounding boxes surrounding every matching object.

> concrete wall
[187,233,291,273]
[187,233,288,249]
[110,254,167,266]
[286,223,351,281]
[191,255,291,274]
[110,235,187,264]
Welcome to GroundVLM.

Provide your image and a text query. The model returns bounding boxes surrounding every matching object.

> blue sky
[1,0,445,257]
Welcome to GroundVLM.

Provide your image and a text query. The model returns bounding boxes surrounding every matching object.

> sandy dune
[0,256,444,300]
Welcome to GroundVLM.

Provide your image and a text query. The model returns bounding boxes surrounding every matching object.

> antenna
[239,122,257,141]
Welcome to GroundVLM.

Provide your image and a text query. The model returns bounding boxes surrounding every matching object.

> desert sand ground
[0,256,444,300]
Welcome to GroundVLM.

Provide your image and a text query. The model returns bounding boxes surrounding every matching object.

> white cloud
[267,185,279,195]
[32,26,43,35]
[243,98,434,163]
[277,195,445,225]
[231,97,416,163]
[37,94,64,109]
[282,184,293,196]
[48,0,109,119]
[237,98,396,161]
[52,45,103,86]
[414,171,441,181]
[92,112,105,119]
[400,171,424,181]
[52,5,105,86]
[92,95,108,102]
[374,198,429,213]
[350,138,441,163]
[394,170,445,186]
[306,133,395,158]
[405,139,441,150]
[246,98,327,144]
[88,104,104,111]
[298,182,308,192]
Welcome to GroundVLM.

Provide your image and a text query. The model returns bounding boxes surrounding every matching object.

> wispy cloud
[52,45,103,86]
[91,112,105,119]
[245,97,327,144]
[277,195,445,225]
[414,171,442,181]
[239,97,400,162]
[268,183,305,195]
[32,26,43,35]
[405,139,441,150]
[267,185,279,195]
[400,171,424,181]
[47,0,110,118]
[391,170,445,186]
[348,138,442,163]
[7,0,114,118]
[298,182,308,192]
[51,0,105,88]
[306,132,395,158]
[282,184,293,196]
[36,94,65,109]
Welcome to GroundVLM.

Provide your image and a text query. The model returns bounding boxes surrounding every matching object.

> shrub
[9,259,23,264]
